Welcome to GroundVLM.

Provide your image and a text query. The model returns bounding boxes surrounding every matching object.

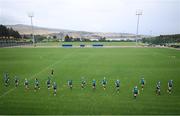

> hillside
[6,24,71,35]
[6,24,142,39]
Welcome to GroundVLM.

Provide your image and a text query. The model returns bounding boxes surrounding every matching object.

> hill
[6,24,147,40]
[6,24,71,35]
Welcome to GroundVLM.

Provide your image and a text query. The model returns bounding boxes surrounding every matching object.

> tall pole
[28,13,35,47]
[136,10,142,47]
[150,30,152,36]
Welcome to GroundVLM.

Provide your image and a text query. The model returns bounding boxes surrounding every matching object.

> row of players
[3,72,173,98]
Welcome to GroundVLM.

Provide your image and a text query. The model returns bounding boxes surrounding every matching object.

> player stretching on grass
[167,80,173,94]
[53,82,57,96]
[133,86,139,99]
[81,78,86,89]
[4,73,9,87]
[34,78,40,91]
[68,80,73,89]
[92,79,96,90]
[14,76,19,87]
[156,81,161,95]
[140,78,145,91]
[102,77,107,90]
[47,77,51,89]
[24,78,29,89]
[115,80,120,93]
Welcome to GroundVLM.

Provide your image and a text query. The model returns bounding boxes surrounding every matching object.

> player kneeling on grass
[4,73,10,87]
[115,80,120,93]
[34,78,40,91]
[14,76,19,87]
[156,81,161,95]
[47,77,51,89]
[167,80,173,94]
[81,78,86,89]
[24,78,29,89]
[68,80,73,89]
[92,79,96,90]
[140,78,145,91]
[53,82,57,96]
[133,86,139,99]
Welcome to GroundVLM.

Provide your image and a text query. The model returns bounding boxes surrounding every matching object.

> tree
[142,34,180,45]
[99,37,106,42]
[64,35,72,42]
[0,25,21,40]
[53,35,57,39]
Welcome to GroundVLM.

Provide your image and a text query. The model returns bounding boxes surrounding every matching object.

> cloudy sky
[0,0,180,35]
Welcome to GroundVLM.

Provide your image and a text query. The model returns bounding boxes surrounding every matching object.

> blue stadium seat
[80,44,85,47]
[62,44,73,48]
[92,44,103,47]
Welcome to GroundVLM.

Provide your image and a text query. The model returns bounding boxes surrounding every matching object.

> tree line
[0,25,21,40]
[142,34,180,45]
[64,35,107,42]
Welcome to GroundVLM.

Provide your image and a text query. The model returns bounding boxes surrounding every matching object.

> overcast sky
[0,0,180,35]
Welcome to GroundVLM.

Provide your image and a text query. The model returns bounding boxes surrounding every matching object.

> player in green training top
[167,80,173,94]
[4,72,9,87]
[47,77,51,89]
[140,78,145,91]
[102,77,107,90]
[133,86,139,99]
[81,77,86,89]
[92,79,96,90]
[115,80,120,93]
[24,78,29,89]
[14,76,19,87]
[68,80,73,89]
[53,82,57,96]
[34,78,40,91]
[156,81,161,95]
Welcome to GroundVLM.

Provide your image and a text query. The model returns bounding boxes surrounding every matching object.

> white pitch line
[0,52,75,99]
[0,88,16,98]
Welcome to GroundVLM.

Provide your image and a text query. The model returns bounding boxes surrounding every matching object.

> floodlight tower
[28,12,35,47]
[136,10,143,46]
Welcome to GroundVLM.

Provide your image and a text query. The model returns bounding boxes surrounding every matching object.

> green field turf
[36,41,139,46]
[0,48,180,115]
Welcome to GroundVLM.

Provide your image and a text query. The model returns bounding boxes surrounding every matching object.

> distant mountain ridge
[6,24,72,35]
[6,24,144,39]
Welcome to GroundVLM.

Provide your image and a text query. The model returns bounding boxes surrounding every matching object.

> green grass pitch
[0,48,180,115]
